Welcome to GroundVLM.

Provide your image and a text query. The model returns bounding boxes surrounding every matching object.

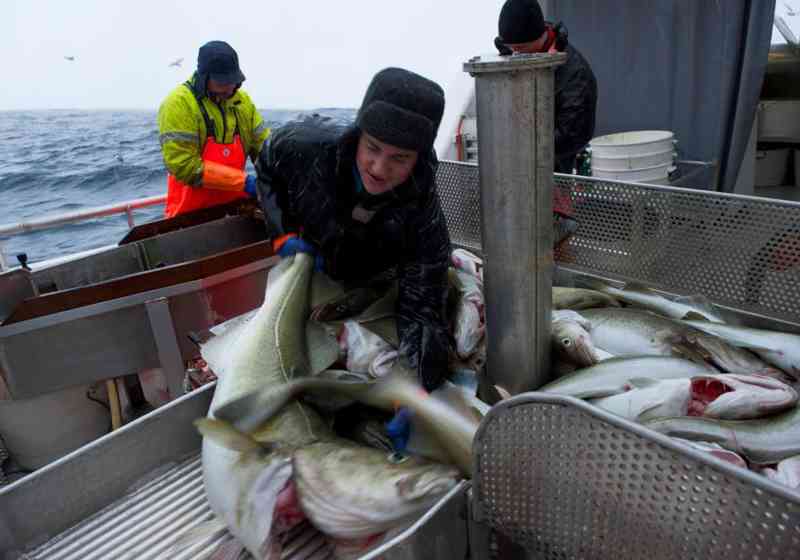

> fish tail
[195,417,271,454]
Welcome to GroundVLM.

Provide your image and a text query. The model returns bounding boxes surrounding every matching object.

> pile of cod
[194,249,487,560]
[194,248,800,559]
[549,273,800,491]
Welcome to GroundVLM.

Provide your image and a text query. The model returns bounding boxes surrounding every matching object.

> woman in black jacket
[255,67,451,396]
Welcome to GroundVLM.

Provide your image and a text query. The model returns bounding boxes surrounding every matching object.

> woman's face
[356,132,419,195]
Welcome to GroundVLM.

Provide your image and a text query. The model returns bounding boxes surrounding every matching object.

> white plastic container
[592,149,675,171]
[755,147,790,187]
[590,130,675,157]
[591,161,676,183]
[589,130,677,183]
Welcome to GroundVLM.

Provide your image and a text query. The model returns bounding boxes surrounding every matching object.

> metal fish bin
[3,161,800,559]
[436,160,800,559]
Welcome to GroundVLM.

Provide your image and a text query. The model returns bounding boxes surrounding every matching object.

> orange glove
[201,160,247,192]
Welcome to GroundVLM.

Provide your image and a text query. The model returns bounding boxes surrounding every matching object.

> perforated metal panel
[435,161,482,253]
[473,394,800,560]
[434,162,800,327]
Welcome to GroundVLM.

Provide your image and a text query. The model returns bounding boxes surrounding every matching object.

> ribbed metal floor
[22,453,333,560]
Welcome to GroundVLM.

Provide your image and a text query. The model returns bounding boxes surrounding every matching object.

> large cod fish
[199,254,459,559]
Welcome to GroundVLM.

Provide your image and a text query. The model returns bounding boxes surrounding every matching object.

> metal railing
[0,195,167,271]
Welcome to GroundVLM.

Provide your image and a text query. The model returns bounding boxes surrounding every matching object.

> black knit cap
[355,67,445,153]
[197,41,245,85]
[498,0,546,44]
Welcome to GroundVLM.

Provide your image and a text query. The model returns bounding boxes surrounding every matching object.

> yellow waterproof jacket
[157,73,270,187]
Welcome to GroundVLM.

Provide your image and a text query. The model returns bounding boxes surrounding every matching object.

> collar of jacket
[548,21,570,52]
[334,125,431,209]
[187,72,242,108]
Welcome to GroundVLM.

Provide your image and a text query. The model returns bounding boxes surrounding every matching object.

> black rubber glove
[400,323,450,392]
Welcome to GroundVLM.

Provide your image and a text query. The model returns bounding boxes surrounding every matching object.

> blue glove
[386,407,412,454]
[277,237,324,271]
[244,174,258,198]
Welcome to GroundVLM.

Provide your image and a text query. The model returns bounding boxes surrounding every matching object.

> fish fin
[495,385,512,400]
[683,311,711,321]
[360,317,400,347]
[674,293,720,316]
[684,323,777,352]
[306,320,340,375]
[194,418,272,453]
[573,277,611,292]
[626,377,661,389]
[634,400,671,422]
[212,381,301,433]
[671,342,715,369]
[620,281,655,294]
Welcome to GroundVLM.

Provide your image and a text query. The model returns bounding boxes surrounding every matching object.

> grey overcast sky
[1,0,503,111]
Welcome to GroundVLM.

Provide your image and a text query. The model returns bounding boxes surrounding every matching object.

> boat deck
[20,452,333,560]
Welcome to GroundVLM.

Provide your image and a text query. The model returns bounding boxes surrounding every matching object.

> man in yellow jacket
[158,41,270,217]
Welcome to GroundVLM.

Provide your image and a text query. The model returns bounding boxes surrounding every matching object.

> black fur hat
[356,67,445,152]
[498,0,546,44]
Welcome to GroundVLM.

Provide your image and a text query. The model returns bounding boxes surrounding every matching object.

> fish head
[690,373,798,420]
[393,459,461,500]
[451,249,483,279]
[294,442,459,540]
[552,319,598,368]
[672,438,748,470]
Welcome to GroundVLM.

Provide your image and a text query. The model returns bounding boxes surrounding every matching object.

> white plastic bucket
[755,148,790,187]
[590,130,675,158]
[591,148,676,171]
[591,161,676,183]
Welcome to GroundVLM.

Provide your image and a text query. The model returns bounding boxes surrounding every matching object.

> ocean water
[0,108,356,266]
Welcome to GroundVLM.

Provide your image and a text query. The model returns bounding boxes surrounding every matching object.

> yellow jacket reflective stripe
[157,74,271,187]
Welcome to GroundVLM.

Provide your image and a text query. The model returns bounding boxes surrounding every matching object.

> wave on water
[0,108,356,264]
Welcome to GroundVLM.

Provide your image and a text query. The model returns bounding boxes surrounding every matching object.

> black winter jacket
[554,41,598,173]
[255,115,452,391]
[497,24,598,173]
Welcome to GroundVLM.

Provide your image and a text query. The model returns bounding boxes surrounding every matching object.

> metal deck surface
[2,380,469,560]
[20,452,334,560]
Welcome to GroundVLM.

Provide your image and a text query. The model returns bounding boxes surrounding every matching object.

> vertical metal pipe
[463,53,566,396]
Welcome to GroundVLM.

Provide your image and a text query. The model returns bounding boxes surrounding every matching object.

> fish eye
[562,338,572,346]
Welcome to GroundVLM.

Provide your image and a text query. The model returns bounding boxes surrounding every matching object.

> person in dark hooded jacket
[255,68,451,400]
[495,0,598,246]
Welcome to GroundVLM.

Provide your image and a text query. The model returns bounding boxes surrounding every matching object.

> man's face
[506,30,549,54]
[355,132,419,195]
[207,78,239,103]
